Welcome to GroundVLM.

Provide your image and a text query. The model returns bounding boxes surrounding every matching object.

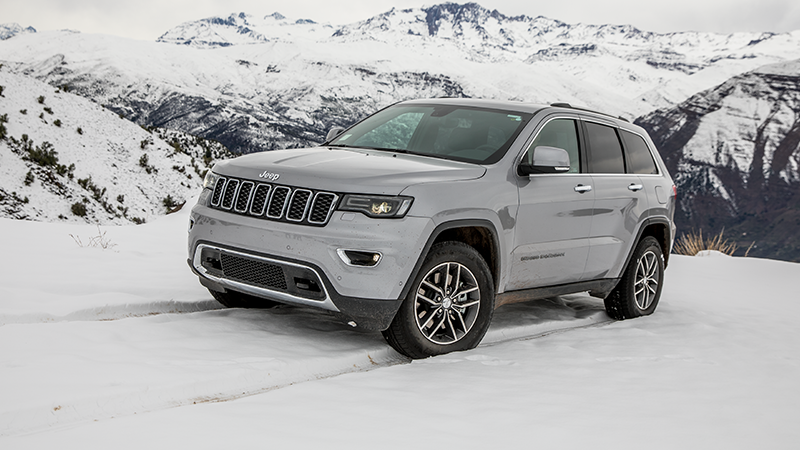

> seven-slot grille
[210,176,338,226]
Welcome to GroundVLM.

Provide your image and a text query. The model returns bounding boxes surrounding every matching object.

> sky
[2,0,799,41]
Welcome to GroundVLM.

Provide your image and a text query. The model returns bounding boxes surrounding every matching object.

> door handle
[628,184,644,192]
[574,184,592,193]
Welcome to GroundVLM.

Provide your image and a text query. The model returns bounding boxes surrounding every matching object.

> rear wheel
[209,289,280,309]
[383,241,495,359]
[604,236,664,320]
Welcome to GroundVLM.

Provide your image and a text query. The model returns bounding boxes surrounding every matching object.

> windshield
[328,104,533,164]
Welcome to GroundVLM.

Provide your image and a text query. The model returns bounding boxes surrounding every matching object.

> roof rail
[549,102,629,123]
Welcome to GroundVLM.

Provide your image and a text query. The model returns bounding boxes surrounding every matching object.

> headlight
[203,171,220,190]
[339,194,413,218]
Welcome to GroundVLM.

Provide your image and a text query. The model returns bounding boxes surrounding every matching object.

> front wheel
[604,236,665,320]
[383,241,495,359]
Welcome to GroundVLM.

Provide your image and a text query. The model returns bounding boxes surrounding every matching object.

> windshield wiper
[327,144,413,154]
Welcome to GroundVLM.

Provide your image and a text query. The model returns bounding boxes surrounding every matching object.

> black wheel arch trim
[621,217,673,274]
[398,219,501,301]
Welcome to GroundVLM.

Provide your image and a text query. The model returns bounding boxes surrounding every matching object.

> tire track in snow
[1,295,608,436]
[0,299,224,326]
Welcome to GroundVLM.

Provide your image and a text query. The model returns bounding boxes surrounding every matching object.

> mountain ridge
[1,2,799,260]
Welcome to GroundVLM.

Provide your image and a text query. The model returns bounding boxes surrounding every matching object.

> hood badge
[258,171,280,182]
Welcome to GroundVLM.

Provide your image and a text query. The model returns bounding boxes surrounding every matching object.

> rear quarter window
[620,130,658,175]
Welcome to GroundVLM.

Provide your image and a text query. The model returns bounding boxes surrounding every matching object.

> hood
[213,147,487,195]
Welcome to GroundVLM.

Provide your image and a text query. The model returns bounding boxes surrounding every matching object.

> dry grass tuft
[673,229,753,257]
[69,225,117,250]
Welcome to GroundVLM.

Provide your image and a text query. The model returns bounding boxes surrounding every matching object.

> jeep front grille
[209,176,339,226]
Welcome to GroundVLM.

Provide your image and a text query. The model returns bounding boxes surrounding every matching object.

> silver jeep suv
[188,99,676,358]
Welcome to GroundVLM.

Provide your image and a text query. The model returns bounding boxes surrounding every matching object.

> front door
[509,117,593,290]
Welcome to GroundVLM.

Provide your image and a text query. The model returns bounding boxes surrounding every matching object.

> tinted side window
[524,118,581,173]
[620,130,658,175]
[585,122,625,174]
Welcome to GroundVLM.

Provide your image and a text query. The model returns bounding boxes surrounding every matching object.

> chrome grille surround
[249,184,271,216]
[220,178,239,210]
[286,189,312,222]
[234,181,254,213]
[208,176,339,226]
[267,186,291,219]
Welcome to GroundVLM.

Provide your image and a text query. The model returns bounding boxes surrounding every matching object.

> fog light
[337,249,382,267]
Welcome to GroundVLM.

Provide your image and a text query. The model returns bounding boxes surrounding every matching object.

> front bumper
[188,202,434,330]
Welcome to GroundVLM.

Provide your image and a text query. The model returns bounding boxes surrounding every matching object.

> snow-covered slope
[0,210,798,446]
[0,70,230,224]
[636,59,800,261]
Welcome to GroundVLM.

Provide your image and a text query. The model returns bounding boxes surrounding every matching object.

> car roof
[398,98,548,114]
[396,98,632,127]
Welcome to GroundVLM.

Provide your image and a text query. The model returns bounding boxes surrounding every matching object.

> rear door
[583,119,648,280]
[509,116,594,289]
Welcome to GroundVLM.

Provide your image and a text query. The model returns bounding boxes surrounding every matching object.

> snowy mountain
[157,12,334,47]
[1,2,800,259]
[0,23,36,41]
[636,59,800,261]
[1,3,799,156]
[0,70,230,225]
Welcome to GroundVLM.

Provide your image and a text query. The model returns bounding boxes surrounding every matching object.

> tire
[604,236,664,320]
[382,241,495,359]
[209,289,281,309]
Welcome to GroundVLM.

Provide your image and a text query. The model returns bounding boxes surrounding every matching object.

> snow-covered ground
[1,202,798,448]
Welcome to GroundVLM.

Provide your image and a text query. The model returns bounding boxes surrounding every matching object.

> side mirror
[326,127,346,142]
[518,146,571,176]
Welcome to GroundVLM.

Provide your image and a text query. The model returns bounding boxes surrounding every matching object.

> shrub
[43,107,53,115]
[71,202,87,217]
[77,176,105,201]
[139,153,157,174]
[0,85,4,96]
[53,119,62,127]
[673,229,753,257]
[20,109,27,115]
[24,171,34,186]
[76,127,83,135]
[57,163,75,178]
[117,194,124,203]
[163,195,178,210]
[37,95,45,104]
[24,141,59,167]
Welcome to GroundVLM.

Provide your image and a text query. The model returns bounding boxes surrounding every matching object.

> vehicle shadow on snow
[209,292,610,351]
